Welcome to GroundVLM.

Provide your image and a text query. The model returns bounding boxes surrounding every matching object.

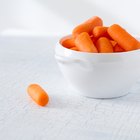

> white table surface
[1,36,140,140]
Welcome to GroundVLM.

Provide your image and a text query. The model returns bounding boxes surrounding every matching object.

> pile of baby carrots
[61,16,140,53]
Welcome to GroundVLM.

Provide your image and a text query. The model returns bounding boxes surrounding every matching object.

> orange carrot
[110,40,117,47]
[70,47,79,51]
[92,38,97,44]
[96,37,114,53]
[110,40,125,52]
[27,84,49,106]
[75,32,98,53]
[60,35,75,48]
[107,24,140,51]
[90,35,97,44]
[93,26,109,38]
[114,44,125,52]
[72,16,103,38]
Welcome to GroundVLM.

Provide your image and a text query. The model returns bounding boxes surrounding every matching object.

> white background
[0,0,140,36]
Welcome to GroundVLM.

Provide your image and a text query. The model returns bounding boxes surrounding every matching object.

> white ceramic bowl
[55,35,140,98]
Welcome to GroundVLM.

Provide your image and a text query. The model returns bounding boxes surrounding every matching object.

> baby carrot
[70,47,79,51]
[72,16,103,38]
[90,35,97,44]
[75,32,98,53]
[110,40,124,52]
[110,40,117,47]
[60,36,75,48]
[96,37,114,53]
[93,26,109,38]
[107,24,140,51]
[114,44,125,52]
[27,84,49,106]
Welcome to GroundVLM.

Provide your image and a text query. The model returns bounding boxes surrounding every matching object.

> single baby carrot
[72,16,103,38]
[110,40,117,47]
[114,44,125,52]
[27,84,49,106]
[92,38,97,44]
[107,24,140,51]
[110,40,124,52]
[93,26,109,38]
[60,36,75,48]
[90,36,97,44]
[75,32,98,53]
[70,47,79,51]
[96,37,114,53]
